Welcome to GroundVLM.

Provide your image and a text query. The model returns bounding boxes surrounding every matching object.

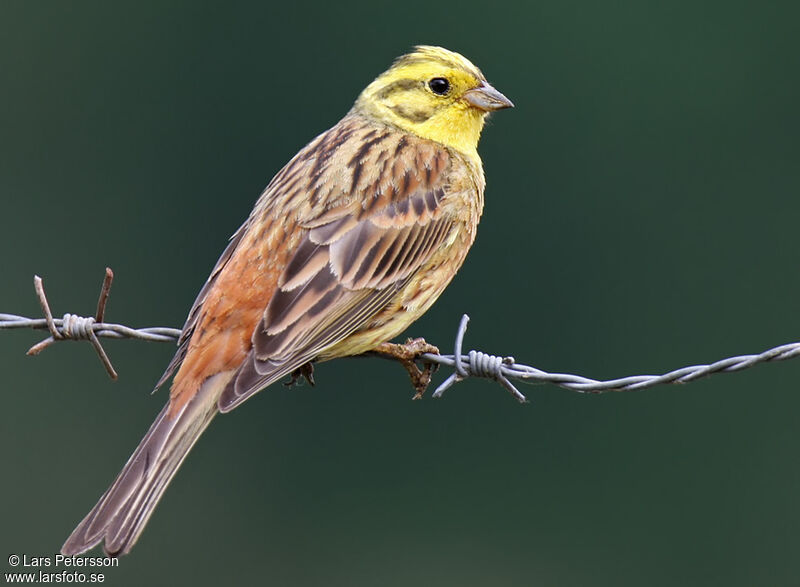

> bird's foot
[371,338,440,399]
[284,362,315,388]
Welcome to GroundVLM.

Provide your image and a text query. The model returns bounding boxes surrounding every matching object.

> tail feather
[61,373,229,556]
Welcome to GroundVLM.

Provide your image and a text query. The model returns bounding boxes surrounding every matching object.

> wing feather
[218,189,454,412]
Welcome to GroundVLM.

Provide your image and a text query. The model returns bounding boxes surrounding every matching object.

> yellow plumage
[357,46,495,159]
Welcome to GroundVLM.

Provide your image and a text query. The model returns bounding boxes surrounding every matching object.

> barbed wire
[2,269,799,402]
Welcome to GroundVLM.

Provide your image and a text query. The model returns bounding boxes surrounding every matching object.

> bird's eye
[428,77,450,95]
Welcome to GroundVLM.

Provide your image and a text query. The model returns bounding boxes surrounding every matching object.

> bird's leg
[284,362,315,387]
[369,338,440,399]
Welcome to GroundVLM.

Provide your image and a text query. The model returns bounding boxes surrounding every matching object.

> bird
[61,45,513,557]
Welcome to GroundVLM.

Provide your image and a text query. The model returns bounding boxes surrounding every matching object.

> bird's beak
[464,82,514,112]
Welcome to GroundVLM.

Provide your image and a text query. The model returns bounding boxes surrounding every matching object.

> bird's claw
[372,337,440,399]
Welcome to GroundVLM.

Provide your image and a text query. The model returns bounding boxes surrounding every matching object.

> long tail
[61,373,230,557]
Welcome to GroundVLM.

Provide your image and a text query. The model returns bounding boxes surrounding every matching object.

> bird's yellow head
[354,46,513,159]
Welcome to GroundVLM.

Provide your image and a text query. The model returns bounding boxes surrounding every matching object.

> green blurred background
[2,1,799,585]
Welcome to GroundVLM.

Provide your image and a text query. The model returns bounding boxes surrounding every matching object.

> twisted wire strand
[0,314,182,342]
[2,309,798,402]
[421,315,800,401]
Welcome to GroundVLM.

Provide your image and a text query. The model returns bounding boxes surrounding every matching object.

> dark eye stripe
[376,78,421,99]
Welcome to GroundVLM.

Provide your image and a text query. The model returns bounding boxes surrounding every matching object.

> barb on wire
[0,270,182,380]
[1,270,799,400]
[421,315,527,403]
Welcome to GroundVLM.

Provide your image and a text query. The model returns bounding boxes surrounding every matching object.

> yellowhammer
[62,45,513,556]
